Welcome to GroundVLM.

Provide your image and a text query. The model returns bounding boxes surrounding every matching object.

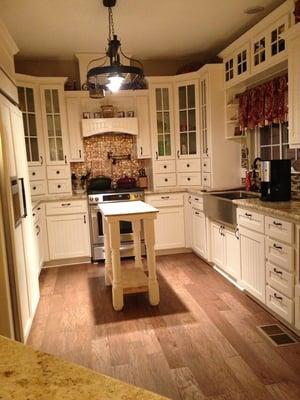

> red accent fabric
[238,74,288,129]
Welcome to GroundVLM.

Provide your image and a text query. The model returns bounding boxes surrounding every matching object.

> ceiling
[0,0,286,61]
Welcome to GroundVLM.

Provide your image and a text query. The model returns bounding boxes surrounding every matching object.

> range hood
[82,117,138,137]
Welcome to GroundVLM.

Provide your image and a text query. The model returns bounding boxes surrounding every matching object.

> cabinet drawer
[191,194,203,210]
[237,208,264,233]
[48,179,71,194]
[265,216,293,244]
[28,166,46,181]
[202,172,211,188]
[266,285,294,325]
[177,172,201,186]
[30,181,47,196]
[32,203,43,224]
[201,158,211,173]
[146,193,183,208]
[177,159,201,173]
[155,160,176,174]
[266,238,294,272]
[47,165,70,180]
[266,262,294,298]
[155,173,176,187]
[46,200,88,216]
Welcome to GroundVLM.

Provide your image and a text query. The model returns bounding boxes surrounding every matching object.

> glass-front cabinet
[175,80,199,159]
[200,76,209,157]
[17,83,44,166]
[40,84,69,165]
[151,83,175,160]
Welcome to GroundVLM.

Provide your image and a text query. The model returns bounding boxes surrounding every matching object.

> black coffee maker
[260,159,291,201]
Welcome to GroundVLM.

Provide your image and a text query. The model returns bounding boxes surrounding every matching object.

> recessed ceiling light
[244,6,265,15]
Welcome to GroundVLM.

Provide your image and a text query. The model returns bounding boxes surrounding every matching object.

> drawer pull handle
[140,146,143,156]
[273,243,282,250]
[187,177,191,181]
[40,155,44,165]
[187,164,190,167]
[273,268,283,275]
[188,196,191,204]
[32,172,36,176]
[83,215,86,224]
[37,207,41,211]
[156,151,158,160]
[195,211,200,215]
[274,293,283,301]
[195,198,199,201]
[161,196,170,199]
[61,203,71,207]
[245,213,252,218]
[79,149,82,158]
[273,221,282,226]
[36,225,41,236]
[56,170,60,174]
[64,155,67,164]
[164,178,168,182]
[177,150,180,159]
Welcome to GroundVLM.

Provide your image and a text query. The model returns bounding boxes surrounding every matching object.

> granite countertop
[233,198,300,223]
[32,193,87,210]
[0,336,167,400]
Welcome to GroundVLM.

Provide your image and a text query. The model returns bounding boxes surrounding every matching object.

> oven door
[90,205,134,245]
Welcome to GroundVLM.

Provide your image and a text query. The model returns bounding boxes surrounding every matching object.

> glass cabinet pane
[178,83,197,156]
[162,88,169,109]
[180,132,188,155]
[163,112,170,133]
[157,112,163,133]
[31,138,39,161]
[189,132,197,154]
[155,86,172,158]
[156,88,162,111]
[164,134,171,156]
[188,109,196,131]
[45,90,52,113]
[52,90,60,113]
[180,111,187,132]
[28,114,37,136]
[44,88,64,161]
[56,138,63,160]
[179,86,186,109]
[18,87,26,111]
[158,135,164,156]
[49,138,56,161]
[47,115,54,136]
[187,85,195,108]
[26,88,35,112]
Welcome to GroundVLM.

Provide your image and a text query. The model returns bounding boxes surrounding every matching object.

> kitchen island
[99,200,159,310]
[0,336,167,400]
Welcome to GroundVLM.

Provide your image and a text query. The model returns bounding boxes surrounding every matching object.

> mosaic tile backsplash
[71,134,146,185]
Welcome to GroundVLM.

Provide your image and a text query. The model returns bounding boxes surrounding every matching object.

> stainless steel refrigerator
[0,84,40,342]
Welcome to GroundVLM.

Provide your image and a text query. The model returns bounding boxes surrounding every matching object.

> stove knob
[134,194,138,199]
[95,197,99,202]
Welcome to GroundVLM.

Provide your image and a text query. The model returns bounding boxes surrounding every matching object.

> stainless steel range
[88,187,145,261]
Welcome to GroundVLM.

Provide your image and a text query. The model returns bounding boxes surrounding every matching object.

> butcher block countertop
[0,336,167,400]
[233,198,300,223]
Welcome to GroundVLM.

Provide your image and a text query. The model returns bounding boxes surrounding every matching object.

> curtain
[238,74,288,130]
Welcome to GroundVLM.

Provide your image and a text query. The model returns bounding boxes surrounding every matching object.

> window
[257,122,300,164]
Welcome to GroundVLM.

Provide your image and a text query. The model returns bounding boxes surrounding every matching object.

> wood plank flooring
[27,254,300,399]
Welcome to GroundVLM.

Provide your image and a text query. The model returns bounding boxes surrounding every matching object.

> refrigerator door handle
[18,177,27,219]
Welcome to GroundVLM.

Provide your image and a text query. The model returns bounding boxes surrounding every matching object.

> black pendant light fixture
[83,0,147,98]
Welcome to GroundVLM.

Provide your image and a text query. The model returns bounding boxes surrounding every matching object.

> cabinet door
[268,15,288,64]
[17,83,45,166]
[150,83,175,160]
[192,208,207,258]
[136,95,151,159]
[235,45,249,80]
[224,56,234,84]
[154,207,185,250]
[47,213,90,259]
[225,228,241,280]
[66,97,84,162]
[210,222,225,269]
[239,227,265,304]
[175,80,200,159]
[184,194,193,248]
[40,84,70,165]
[199,75,209,157]
[252,31,267,72]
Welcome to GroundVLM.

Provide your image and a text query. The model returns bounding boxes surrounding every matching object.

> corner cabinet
[135,93,151,159]
[40,84,70,166]
[286,23,300,148]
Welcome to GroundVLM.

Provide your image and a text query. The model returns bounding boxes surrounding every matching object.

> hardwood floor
[27,254,300,399]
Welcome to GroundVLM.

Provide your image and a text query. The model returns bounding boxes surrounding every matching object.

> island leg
[144,218,160,306]
[132,219,143,270]
[109,220,124,311]
[103,218,112,286]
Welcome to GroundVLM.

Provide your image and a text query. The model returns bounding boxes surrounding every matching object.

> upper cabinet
[220,1,294,88]
[40,84,69,165]
[149,82,175,161]
[135,94,151,159]
[286,23,300,148]
[17,81,45,167]
[174,79,200,159]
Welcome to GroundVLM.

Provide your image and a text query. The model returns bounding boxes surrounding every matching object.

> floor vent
[258,324,297,346]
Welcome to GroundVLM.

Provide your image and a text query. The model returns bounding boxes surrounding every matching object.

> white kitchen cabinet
[145,193,185,250]
[211,222,226,270]
[40,83,70,165]
[239,226,266,304]
[47,212,90,260]
[184,194,193,248]
[224,44,250,86]
[286,24,300,148]
[192,208,206,258]
[136,94,151,159]
[295,285,300,331]
[65,96,84,162]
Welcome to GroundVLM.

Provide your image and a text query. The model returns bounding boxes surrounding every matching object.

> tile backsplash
[71,134,147,184]
[292,174,300,197]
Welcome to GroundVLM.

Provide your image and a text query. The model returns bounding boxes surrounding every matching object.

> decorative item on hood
[107,151,131,165]
[71,171,91,194]
[116,175,137,190]
[101,105,114,118]
[138,168,148,189]
[83,0,147,98]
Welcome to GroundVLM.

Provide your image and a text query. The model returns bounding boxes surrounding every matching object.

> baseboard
[42,256,91,269]
[155,248,192,256]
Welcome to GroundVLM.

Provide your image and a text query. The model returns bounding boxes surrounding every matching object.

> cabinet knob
[164,165,167,169]
[58,184,61,189]
[33,186,36,190]
[32,172,36,176]
[187,177,191,181]
[203,163,207,167]
[164,178,168,182]
[56,170,60,174]
[187,164,190,167]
